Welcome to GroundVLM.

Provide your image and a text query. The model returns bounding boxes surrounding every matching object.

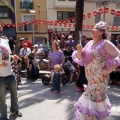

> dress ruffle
[72,50,84,66]
[74,94,111,119]
[106,55,120,69]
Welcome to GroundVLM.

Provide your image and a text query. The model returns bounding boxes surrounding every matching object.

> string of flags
[1,8,120,30]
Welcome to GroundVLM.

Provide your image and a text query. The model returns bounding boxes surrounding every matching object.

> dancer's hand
[102,69,111,76]
[76,44,82,52]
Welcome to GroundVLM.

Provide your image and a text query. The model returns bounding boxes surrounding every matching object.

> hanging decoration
[17,23,21,27]
[87,13,91,18]
[2,23,5,28]
[111,9,115,15]
[1,8,119,31]
[83,15,86,20]
[117,11,120,16]
[93,11,98,16]
[105,8,109,13]
[7,24,11,28]
[12,24,16,27]
[99,8,103,14]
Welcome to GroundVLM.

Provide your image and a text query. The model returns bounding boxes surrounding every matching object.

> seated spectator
[27,54,39,80]
[63,58,79,83]
[19,43,31,69]
[63,44,73,63]
[32,44,42,60]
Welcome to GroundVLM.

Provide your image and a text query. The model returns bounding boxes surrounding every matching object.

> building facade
[47,0,120,38]
[15,0,48,44]
[0,0,16,39]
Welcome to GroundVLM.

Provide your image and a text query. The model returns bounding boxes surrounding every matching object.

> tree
[75,0,84,44]
[0,0,14,12]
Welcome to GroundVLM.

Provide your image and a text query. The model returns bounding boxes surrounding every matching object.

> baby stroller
[42,73,68,86]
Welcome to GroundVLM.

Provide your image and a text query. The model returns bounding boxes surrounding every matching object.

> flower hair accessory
[95,21,107,30]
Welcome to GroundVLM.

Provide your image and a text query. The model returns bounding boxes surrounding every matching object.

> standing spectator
[48,41,65,70]
[19,43,31,69]
[60,35,66,51]
[66,35,76,49]
[63,44,73,63]
[14,41,21,55]
[21,37,32,49]
[81,35,87,47]
[110,35,118,47]
[0,25,22,120]
[50,64,65,94]
[41,37,49,57]
[27,54,39,80]
[49,36,56,47]
[116,35,120,49]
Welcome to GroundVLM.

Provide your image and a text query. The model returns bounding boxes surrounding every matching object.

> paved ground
[4,78,120,120]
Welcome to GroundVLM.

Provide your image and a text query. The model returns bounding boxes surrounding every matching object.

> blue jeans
[0,75,19,119]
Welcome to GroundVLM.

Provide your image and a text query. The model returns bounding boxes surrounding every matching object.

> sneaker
[11,111,22,117]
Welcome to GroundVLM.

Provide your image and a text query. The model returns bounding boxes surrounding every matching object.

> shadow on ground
[5,79,120,120]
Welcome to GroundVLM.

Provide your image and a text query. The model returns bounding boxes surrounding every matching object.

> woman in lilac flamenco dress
[72,21,120,120]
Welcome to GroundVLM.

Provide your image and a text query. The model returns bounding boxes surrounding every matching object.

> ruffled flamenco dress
[72,40,120,120]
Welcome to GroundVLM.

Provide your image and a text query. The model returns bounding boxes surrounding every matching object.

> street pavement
[5,78,120,120]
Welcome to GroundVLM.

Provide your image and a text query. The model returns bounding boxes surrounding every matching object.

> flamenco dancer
[72,21,120,120]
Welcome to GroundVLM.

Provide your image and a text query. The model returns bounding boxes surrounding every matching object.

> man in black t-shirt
[63,44,73,62]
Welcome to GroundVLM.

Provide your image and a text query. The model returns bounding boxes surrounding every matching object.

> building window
[20,0,33,9]
[95,12,101,23]
[113,12,120,26]
[0,6,10,18]
[57,11,75,22]
[96,2,102,8]
[116,2,120,9]
[22,14,34,31]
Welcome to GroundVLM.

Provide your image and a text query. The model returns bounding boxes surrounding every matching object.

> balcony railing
[20,1,33,10]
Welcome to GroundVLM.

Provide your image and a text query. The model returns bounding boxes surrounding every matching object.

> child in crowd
[64,57,79,83]
[50,64,64,94]
[27,54,39,81]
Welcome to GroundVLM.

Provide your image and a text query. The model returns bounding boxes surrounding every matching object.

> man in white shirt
[0,25,22,120]
[19,43,31,69]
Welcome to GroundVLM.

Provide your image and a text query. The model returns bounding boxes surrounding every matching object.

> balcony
[20,1,33,10]
[53,0,76,9]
